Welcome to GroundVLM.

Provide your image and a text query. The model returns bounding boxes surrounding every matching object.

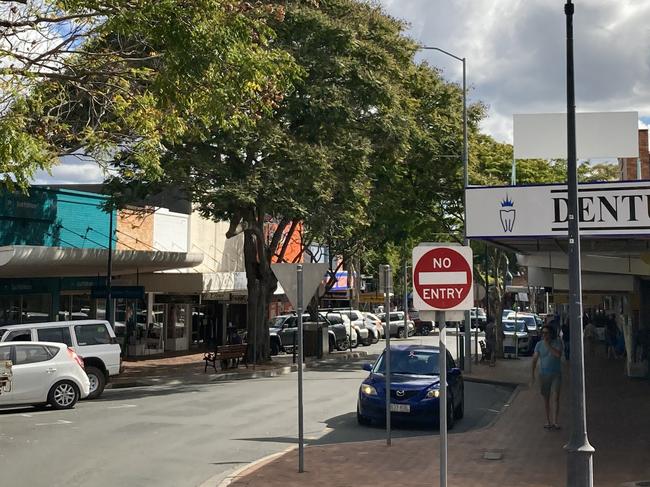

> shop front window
[21,294,51,323]
[0,296,21,326]
[115,298,146,350]
[60,295,93,321]
[167,304,186,339]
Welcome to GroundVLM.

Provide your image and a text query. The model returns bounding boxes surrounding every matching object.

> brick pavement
[225,353,650,487]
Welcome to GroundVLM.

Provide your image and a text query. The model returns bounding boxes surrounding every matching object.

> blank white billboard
[513,111,638,159]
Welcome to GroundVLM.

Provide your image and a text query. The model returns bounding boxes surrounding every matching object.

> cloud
[380,0,650,143]
[32,156,108,185]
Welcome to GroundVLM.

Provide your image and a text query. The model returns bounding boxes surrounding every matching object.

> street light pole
[421,46,471,372]
[564,2,594,486]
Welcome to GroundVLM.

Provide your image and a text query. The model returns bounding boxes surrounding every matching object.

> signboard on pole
[412,246,473,312]
[272,263,329,308]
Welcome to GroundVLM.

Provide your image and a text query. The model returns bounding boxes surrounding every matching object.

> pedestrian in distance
[484,316,497,367]
[583,318,597,358]
[531,325,563,430]
[605,315,619,360]
[561,320,570,361]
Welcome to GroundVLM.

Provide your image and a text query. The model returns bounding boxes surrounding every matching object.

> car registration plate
[390,403,410,413]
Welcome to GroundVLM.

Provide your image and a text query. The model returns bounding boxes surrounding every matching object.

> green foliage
[1,0,297,189]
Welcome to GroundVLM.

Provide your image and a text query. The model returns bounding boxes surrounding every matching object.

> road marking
[107,404,137,409]
[35,419,72,426]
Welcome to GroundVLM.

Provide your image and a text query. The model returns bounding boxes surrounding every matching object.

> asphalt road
[0,346,510,487]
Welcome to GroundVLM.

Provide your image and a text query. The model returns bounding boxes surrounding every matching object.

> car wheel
[336,338,350,351]
[397,328,406,339]
[447,395,456,430]
[420,324,431,336]
[85,366,106,400]
[454,391,465,420]
[48,381,80,410]
[357,404,371,426]
[371,331,379,344]
[270,340,280,356]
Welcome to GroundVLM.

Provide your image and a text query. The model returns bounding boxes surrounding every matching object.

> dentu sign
[412,245,474,312]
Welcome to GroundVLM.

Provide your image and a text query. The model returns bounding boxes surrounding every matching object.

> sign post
[412,244,473,487]
[271,262,329,473]
[379,264,392,446]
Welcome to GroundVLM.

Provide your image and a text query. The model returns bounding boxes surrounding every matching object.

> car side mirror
[362,363,372,372]
[449,367,461,376]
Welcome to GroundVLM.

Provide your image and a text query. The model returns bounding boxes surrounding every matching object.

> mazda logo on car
[396,390,405,397]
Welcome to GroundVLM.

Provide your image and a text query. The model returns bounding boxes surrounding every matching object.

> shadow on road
[235,381,514,448]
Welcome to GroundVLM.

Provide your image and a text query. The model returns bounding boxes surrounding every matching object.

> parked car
[0,341,90,410]
[505,312,541,352]
[357,345,464,428]
[409,310,434,336]
[0,320,121,399]
[335,309,375,345]
[268,313,356,355]
[362,312,384,340]
[321,312,359,349]
[502,319,530,357]
[376,312,415,338]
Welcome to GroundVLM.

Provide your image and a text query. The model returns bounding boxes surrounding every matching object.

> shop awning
[0,245,203,278]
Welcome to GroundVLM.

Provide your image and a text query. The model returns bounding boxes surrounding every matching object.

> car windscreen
[503,321,527,333]
[373,349,440,376]
[520,316,537,328]
[268,317,286,328]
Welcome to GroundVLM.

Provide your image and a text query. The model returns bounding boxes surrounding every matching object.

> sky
[34,0,650,184]
[380,0,650,142]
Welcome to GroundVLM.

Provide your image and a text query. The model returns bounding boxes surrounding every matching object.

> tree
[109,0,443,363]
[1,0,296,188]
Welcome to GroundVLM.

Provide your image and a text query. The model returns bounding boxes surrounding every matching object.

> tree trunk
[243,223,276,364]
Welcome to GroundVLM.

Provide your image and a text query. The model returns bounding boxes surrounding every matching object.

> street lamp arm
[420,46,464,62]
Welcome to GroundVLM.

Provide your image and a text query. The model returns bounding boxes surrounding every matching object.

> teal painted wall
[0,188,115,249]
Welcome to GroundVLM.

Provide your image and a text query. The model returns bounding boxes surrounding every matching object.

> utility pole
[564,2,594,486]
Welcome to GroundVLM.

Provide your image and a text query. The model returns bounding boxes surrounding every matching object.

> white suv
[0,320,121,399]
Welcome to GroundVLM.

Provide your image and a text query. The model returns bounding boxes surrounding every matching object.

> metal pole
[297,265,305,473]
[438,309,448,487]
[383,265,392,446]
[462,57,472,373]
[564,2,594,485]
[404,264,409,339]
[421,46,471,371]
[107,208,114,328]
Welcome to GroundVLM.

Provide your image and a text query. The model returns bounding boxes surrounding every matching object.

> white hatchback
[0,342,90,410]
[0,320,121,399]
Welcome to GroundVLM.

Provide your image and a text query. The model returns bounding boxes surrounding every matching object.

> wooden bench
[204,344,248,373]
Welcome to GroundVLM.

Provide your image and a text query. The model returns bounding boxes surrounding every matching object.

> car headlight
[361,384,378,396]
[426,389,440,398]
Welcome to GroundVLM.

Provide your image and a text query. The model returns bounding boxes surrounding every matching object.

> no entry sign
[412,245,474,311]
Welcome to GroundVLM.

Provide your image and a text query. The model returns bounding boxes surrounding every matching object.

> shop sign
[359,293,385,304]
[0,279,53,295]
[61,277,104,291]
[230,294,248,304]
[202,292,230,301]
[467,180,650,238]
[0,189,57,221]
[154,294,200,304]
[91,286,145,300]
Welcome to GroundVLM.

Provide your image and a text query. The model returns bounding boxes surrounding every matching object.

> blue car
[357,345,464,428]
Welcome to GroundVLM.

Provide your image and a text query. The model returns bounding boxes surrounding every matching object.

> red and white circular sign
[413,246,473,310]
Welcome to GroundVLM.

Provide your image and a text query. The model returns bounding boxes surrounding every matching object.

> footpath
[220,353,650,487]
[108,349,369,389]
